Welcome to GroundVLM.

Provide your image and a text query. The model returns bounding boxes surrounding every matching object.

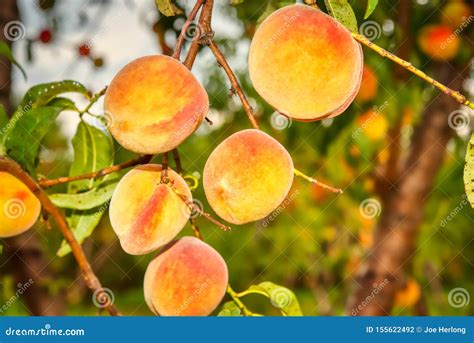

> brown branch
[207,40,260,129]
[172,149,183,173]
[160,152,169,184]
[0,156,120,316]
[39,154,153,188]
[172,0,205,60]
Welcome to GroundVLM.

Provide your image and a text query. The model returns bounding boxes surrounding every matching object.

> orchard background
[0,0,473,316]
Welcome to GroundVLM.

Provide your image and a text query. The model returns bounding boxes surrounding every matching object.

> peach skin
[104,55,209,154]
[248,4,363,121]
[0,172,41,238]
[144,236,228,316]
[109,164,192,255]
[203,129,294,224]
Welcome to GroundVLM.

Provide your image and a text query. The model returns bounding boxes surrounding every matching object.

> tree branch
[352,32,473,109]
[172,0,204,60]
[0,156,120,316]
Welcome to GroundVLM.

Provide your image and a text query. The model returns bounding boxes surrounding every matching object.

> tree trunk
[347,62,466,315]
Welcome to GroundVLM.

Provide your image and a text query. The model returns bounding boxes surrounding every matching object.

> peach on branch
[203,129,294,224]
[355,65,379,103]
[104,55,209,154]
[144,236,228,316]
[109,164,192,255]
[0,172,41,238]
[248,4,363,121]
[418,25,460,61]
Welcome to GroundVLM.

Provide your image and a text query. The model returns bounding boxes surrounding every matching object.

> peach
[355,65,378,103]
[418,25,460,61]
[441,1,471,29]
[104,55,209,154]
[203,129,294,224]
[248,4,363,121]
[109,164,192,255]
[356,110,388,141]
[144,236,228,316]
[0,172,41,238]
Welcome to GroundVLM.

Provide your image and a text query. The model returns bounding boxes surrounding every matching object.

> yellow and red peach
[441,1,471,29]
[418,25,460,61]
[203,129,294,224]
[0,172,41,238]
[248,4,363,121]
[144,236,228,316]
[109,164,192,255]
[104,55,209,154]
[355,65,379,103]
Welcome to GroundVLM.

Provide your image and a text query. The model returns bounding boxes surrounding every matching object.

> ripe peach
[441,1,471,29]
[104,55,209,154]
[355,65,378,103]
[418,25,460,61]
[0,172,41,238]
[356,110,388,141]
[248,4,363,121]
[144,236,228,316]
[203,129,294,224]
[109,164,192,255]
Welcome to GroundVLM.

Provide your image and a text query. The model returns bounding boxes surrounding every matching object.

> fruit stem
[172,0,205,60]
[38,154,153,188]
[352,32,474,110]
[78,86,108,116]
[226,285,262,316]
[293,168,343,194]
[207,40,260,129]
[0,156,121,316]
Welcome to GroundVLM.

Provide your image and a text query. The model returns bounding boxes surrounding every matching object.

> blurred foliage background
[0,0,473,316]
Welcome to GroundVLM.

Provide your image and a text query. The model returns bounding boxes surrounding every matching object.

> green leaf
[46,97,79,111]
[247,282,303,316]
[464,133,474,208]
[155,0,183,16]
[68,121,114,193]
[49,180,117,210]
[217,301,242,316]
[364,0,378,19]
[4,106,63,174]
[0,41,26,80]
[324,0,358,33]
[20,80,88,109]
[57,207,107,257]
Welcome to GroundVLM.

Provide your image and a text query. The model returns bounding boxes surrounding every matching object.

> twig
[160,152,169,184]
[79,86,108,116]
[172,149,183,174]
[172,0,205,60]
[226,285,262,316]
[293,168,343,194]
[39,155,153,188]
[207,40,260,129]
[352,32,474,109]
[190,218,203,240]
[0,156,120,316]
